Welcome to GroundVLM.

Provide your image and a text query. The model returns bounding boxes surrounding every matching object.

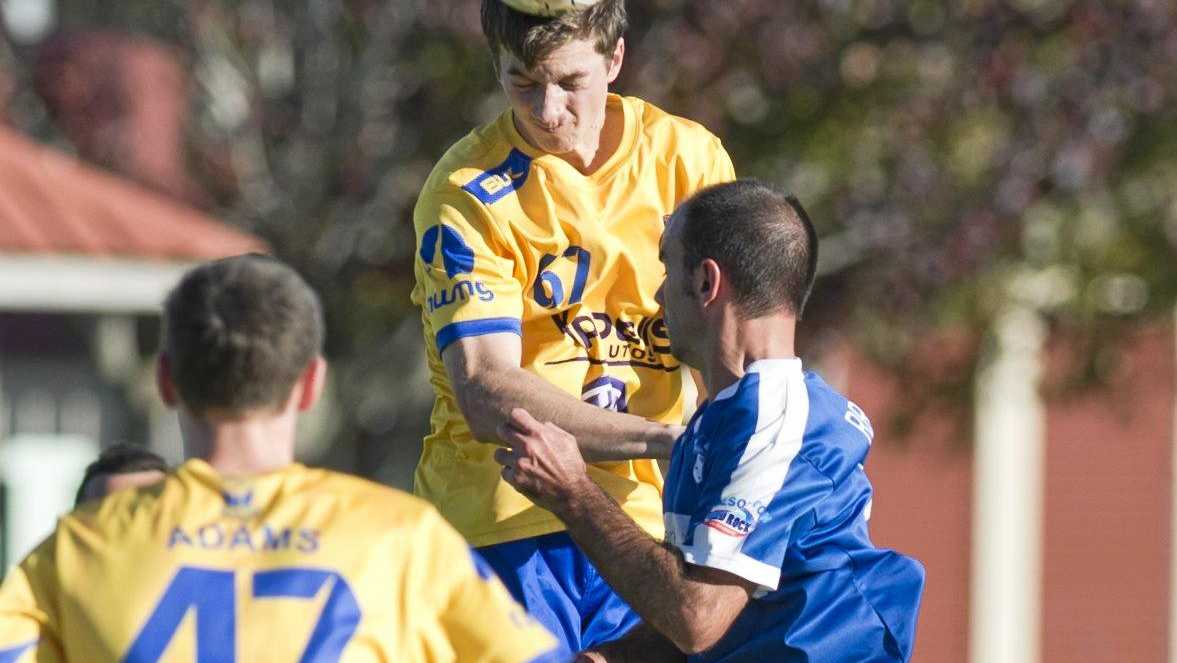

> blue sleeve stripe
[435,318,522,354]
[0,641,36,663]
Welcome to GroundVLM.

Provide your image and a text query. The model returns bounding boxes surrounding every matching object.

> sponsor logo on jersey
[545,311,678,372]
[420,224,476,278]
[420,224,497,311]
[581,376,628,412]
[462,149,532,205]
[704,505,758,538]
[551,311,673,357]
[426,280,495,312]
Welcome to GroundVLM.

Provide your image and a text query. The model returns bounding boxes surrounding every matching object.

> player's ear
[606,38,624,83]
[156,353,179,408]
[297,356,328,412]
[697,258,722,306]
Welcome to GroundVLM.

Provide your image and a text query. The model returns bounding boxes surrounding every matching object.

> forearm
[556,483,722,653]
[459,367,678,461]
[495,414,751,651]
[580,622,684,663]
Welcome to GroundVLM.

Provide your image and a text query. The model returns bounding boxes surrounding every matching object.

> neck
[700,308,797,397]
[179,410,296,477]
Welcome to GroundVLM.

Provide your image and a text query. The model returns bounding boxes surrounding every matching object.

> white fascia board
[0,255,198,314]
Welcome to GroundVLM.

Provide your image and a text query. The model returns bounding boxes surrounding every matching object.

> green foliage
[5,0,1176,466]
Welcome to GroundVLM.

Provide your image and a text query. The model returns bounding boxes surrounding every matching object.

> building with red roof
[0,125,264,312]
[0,125,265,568]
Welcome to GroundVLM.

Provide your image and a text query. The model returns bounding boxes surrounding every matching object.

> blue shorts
[477,531,641,657]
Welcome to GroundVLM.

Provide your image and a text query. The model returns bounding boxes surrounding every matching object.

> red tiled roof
[0,126,266,260]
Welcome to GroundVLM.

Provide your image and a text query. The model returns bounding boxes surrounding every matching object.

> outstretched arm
[495,409,754,653]
[444,334,681,462]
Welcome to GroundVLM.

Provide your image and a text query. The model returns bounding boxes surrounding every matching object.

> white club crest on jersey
[581,376,628,413]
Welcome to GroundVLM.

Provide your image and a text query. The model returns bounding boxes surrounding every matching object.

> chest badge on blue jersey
[462,148,532,205]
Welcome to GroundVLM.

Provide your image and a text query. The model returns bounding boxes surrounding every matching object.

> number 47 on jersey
[124,566,359,663]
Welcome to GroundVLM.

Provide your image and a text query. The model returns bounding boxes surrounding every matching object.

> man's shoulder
[801,371,849,420]
[798,372,874,471]
[62,466,445,542]
[695,363,869,466]
[625,95,724,151]
[702,360,801,428]
[292,467,449,530]
[419,113,523,205]
[63,476,167,530]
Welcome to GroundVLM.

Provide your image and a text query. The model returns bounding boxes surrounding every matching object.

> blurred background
[1,1,1175,661]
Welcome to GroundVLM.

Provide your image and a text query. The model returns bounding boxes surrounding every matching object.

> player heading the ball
[410,0,736,657]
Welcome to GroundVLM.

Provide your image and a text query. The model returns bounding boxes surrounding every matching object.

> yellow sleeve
[413,188,525,355]
[413,510,558,663]
[0,539,65,663]
[701,136,736,189]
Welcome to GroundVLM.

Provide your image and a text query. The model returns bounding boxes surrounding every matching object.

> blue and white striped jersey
[663,358,925,662]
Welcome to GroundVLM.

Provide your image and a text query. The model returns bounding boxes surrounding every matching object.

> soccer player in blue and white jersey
[494,180,926,661]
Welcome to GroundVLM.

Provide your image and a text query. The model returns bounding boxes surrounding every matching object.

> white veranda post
[970,299,1047,663]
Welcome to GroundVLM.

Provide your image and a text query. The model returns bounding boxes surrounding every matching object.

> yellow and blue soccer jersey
[664,359,925,662]
[411,93,736,547]
[0,459,558,663]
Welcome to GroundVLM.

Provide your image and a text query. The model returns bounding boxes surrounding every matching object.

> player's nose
[533,85,564,128]
[654,281,665,307]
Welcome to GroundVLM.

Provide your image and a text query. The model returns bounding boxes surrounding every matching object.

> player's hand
[494,408,592,516]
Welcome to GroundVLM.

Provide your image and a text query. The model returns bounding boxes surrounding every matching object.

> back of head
[75,443,169,505]
[481,0,627,69]
[678,180,819,319]
[162,254,324,416]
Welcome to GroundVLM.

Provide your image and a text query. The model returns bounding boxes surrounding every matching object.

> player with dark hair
[496,181,926,662]
[411,0,735,655]
[0,254,558,663]
[74,443,169,506]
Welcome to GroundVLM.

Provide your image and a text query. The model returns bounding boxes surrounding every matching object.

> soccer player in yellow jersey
[410,0,735,656]
[0,255,558,663]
